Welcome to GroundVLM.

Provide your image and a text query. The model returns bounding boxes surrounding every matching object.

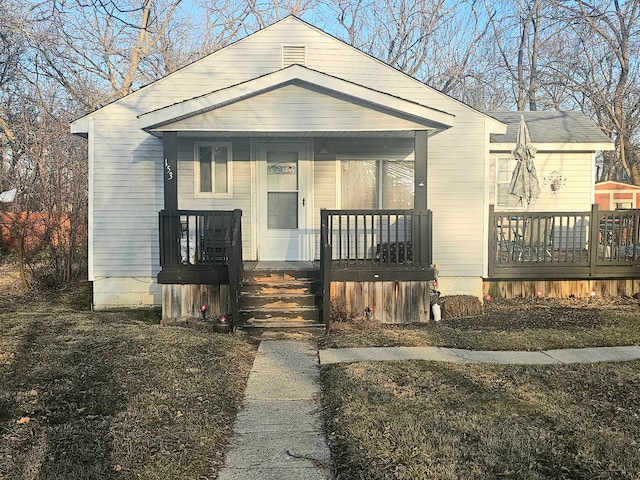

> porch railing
[489,204,640,279]
[158,209,243,327]
[320,208,434,328]
[320,209,432,267]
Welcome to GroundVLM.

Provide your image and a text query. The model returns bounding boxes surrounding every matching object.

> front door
[257,141,313,261]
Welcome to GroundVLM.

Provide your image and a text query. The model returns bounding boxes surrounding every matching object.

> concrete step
[241,320,326,337]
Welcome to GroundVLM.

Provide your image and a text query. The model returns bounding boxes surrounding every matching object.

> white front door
[257,141,313,261]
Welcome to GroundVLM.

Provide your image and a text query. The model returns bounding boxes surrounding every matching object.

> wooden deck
[488,205,640,279]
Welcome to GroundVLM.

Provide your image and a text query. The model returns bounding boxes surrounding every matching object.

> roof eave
[490,142,615,152]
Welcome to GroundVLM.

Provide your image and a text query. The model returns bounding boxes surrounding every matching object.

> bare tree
[330,0,491,103]
[552,0,640,182]
[483,0,568,111]
[22,0,183,111]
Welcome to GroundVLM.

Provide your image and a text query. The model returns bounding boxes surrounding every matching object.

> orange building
[0,212,74,251]
[595,181,640,210]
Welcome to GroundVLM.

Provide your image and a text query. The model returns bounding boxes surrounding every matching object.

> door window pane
[267,151,298,191]
[268,192,298,229]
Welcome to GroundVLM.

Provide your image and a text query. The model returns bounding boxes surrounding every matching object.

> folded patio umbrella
[508,116,540,206]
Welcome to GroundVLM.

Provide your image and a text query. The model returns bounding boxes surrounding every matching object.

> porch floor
[244,261,318,271]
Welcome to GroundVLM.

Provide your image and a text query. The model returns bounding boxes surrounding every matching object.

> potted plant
[213,314,232,334]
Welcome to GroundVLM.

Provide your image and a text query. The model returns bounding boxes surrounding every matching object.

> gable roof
[486,111,614,151]
[138,65,455,136]
[72,16,502,135]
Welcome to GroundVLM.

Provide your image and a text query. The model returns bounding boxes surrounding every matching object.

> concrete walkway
[218,340,333,480]
[319,345,640,365]
[218,341,640,479]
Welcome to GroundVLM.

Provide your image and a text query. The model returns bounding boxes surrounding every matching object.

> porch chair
[522,216,554,261]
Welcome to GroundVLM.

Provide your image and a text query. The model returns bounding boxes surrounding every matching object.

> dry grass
[321,297,640,351]
[0,279,257,480]
[321,295,640,479]
[322,360,640,480]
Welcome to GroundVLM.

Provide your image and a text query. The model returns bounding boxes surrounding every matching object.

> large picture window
[495,156,522,209]
[195,142,232,196]
[340,157,414,209]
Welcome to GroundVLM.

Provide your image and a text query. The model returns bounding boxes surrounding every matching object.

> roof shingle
[486,111,612,145]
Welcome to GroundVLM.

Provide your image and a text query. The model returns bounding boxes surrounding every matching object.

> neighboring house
[595,181,640,210]
[71,16,616,325]
[0,212,74,252]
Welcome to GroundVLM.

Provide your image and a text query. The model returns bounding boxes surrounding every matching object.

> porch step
[239,293,318,308]
[239,306,322,323]
[238,267,323,332]
[241,283,316,296]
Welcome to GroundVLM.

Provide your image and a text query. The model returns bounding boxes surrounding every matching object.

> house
[595,181,640,210]
[71,16,616,326]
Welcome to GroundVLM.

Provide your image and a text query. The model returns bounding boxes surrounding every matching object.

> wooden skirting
[484,279,640,299]
[330,281,431,324]
[162,284,230,320]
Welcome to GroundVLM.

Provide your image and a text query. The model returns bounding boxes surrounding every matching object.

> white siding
[90,110,163,280]
[426,115,489,279]
[488,151,595,212]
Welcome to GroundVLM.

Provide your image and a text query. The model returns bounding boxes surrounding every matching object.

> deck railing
[489,204,640,278]
[158,209,243,327]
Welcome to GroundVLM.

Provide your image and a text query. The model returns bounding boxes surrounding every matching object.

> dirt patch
[0,261,24,293]
[323,295,640,351]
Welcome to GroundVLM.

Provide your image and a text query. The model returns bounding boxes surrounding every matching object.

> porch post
[163,131,178,211]
[414,130,428,211]
[414,130,429,266]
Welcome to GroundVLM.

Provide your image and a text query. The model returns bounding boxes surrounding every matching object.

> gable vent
[282,45,306,67]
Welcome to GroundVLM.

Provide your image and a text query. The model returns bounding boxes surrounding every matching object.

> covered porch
[140,65,453,327]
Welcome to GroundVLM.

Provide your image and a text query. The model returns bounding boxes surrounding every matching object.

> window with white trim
[495,156,522,209]
[340,157,414,209]
[195,142,232,196]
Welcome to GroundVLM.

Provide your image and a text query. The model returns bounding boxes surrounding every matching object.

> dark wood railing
[489,204,640,279]
[320,209,432,267]
[320,208,434,328]
[158,209,243,327]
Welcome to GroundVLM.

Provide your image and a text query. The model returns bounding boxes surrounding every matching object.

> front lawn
[0,282,256,480]
[322,360,640,480]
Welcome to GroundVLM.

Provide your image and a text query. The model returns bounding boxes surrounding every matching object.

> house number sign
[164,158,174,181]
